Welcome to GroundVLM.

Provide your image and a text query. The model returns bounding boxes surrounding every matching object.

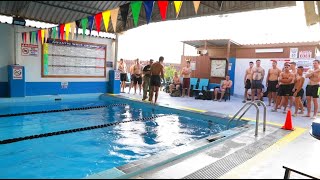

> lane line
[176,106,207,113]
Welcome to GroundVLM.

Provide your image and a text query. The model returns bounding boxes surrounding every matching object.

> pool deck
[1,91,319,179]
[113,89,320,179]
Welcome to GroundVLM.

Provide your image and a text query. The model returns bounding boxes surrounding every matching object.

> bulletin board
[42,39,106,78]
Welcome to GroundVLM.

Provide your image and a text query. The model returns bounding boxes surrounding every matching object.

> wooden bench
[283,166,319,179]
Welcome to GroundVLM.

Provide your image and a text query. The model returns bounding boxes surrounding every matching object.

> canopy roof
[182,39,241,48]
[0,1,296,33]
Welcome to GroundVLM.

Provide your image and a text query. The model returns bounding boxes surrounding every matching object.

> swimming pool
[0,95,246,178]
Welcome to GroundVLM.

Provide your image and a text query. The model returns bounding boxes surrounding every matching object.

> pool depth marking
[0,114,172,145]
[176,106,207,113]
[219,127,306,179]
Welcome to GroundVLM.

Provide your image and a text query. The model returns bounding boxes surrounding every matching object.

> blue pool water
[0,96,242,178]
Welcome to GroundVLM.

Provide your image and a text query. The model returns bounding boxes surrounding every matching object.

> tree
[164,65,178,82]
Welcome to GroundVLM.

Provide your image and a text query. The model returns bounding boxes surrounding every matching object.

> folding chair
[193,78,209,93]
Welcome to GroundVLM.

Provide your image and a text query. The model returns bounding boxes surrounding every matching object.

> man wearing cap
[142,59,153,101]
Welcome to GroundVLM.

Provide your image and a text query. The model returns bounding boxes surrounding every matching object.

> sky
[117,1,320,63]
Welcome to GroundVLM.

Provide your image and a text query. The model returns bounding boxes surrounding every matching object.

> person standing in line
[288,62,297,109]
[142,59,153,101]
[266,60,281,106]
[251,59,265,105]
[292,66,305,116]
[180,60,192,97]
[128,60,136,94]
[118,59,127,93]
[305,60,320,119]
[133,58,143,95]
[243,61,254,103]
[149,56,165,104]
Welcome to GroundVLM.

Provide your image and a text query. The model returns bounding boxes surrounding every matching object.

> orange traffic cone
[282,109,295,131]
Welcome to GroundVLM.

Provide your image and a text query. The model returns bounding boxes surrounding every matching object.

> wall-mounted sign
[190,61,196,70]
[289,48,298,58]
[115,70,120,80]
[299,50,312,58]
[61,82,68,89]
[21,43,38,56]
[13,66,23,79]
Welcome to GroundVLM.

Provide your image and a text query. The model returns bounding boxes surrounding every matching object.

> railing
[227,100,267,136]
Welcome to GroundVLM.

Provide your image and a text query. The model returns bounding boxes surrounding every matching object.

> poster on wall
[13,66,23,79]
[289,48,298,58]
[299,50,312,58]
[190,61,196,70]
[21,44,39,56]
[115,70,120,80]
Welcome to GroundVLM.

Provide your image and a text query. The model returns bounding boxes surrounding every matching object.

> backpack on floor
[170,90,181,97]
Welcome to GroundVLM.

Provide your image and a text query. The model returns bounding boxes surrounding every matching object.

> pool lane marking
[218,127,306,179]
[176,106,207,113]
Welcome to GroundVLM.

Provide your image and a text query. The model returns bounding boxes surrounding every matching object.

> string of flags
[21,1,201,44]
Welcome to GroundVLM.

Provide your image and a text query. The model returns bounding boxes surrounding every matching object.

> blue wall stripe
[26,82,108,96]
[0,82,8,97]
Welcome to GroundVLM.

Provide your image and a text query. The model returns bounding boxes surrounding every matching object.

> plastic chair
[190,78,198,90]
[193,78,209,91]
[219,80,231,101]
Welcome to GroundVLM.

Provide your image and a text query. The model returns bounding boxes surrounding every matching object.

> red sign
[21,44,38,56]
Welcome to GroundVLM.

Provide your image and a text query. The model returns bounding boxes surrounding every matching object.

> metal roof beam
[33,1,92,16]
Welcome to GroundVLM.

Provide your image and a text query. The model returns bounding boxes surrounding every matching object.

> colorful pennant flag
[81,18,88,38]
[174,1,183,18]
[158,1,169,21]
[35,31,38,44]
[30,32,33,44]
[70,22,76,40]
[193,1,200,14]
[120,3,129,29]
[102,10,111,32]
[143,1,154,24]
[75,20,81,38]
[38,30,41,44]
[88,15,94,36]
[110,7,119,32]
[59,24,65,40]
[65,23,70,41]
[57,25,60,39]
[95,13,102,34]
[44,29,48,43]
[25,32,29,44]
[131,1,143,27]
[52,27,57,40]
[41,29,45,44]
[21,33,25,43]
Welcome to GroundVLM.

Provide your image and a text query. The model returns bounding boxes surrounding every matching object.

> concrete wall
[0,23,114,97]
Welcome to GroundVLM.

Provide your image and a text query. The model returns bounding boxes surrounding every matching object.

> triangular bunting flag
[102,10,111,32]
[60,24,65,40]
[26,32,29,44]
[52,27,57,40]
[130,1,143,27]
[65,23,70,41]
[193,1,200,14]
[37,30,41,44]
[21,33,25,43]
[57,25,60,39]
[110,7,119,32]
[75,20,81,38]
[81,18,88,38]
[174,1,183,18]
[30,32,33,44]
[158,1,169,21]
[95,13,102,34]
[120,3,129,29]
[143,1,154,24]
[41,29,45,44]
[70,22,76,40]
[45,29,48,43]
[35,31,38,44]
[88,15,94,36]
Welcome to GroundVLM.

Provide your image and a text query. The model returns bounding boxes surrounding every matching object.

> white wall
[234,58,314,97]
[0,24,114,82]
[0,24,14,81]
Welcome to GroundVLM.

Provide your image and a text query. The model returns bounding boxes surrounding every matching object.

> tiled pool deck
[1,91,319,179]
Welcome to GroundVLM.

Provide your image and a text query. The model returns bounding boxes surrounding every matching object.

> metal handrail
[227,100,266,136]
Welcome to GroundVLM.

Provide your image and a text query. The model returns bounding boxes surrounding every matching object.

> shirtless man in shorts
[251,59,265,105]
[213,75,233,102]
[266,60,281,106]
[133,59,143,95]
[149,56,165,104]
[289,62,297,109]
[243,61,254,103]
[305,60,320,119]
[272,64,294,112]
[293,66,305,116]
[118,59,127,93]
[181,60,192,97]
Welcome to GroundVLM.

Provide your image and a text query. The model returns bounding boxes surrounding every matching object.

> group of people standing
[117,57,165,104]
[244,59,320,119]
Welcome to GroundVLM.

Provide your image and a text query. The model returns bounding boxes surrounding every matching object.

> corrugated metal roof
[182,39,241,48]
[0,1,296,33]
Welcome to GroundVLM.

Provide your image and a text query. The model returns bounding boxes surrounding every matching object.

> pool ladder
[227,100,266,136]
